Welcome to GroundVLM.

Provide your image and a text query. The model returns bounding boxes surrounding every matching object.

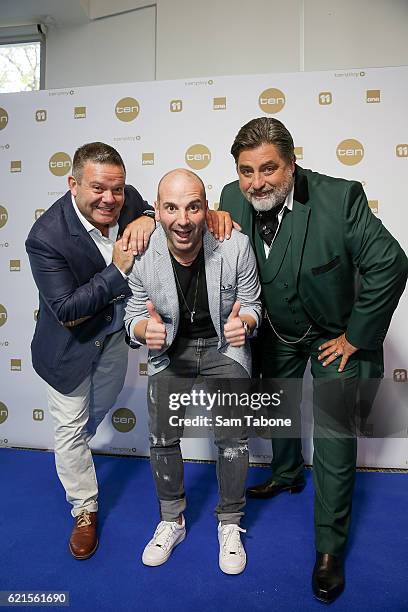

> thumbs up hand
[145,300,167,349]
[224,301,246,347]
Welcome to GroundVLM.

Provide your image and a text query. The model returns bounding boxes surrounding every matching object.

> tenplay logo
[142,153,154,166]
[10,359,21,371]
[74,106,86,119]
[368,200,379,214]
[33,409,44,421]
[0,402,8,424]
[35,109,47,122]
[393,369,407,383]
[185,144,211,170]
[336,139,364,166]
[0,205,8,228]
[10,161,21,173]
[396,144,408,158]
[294,146,303,161]
[9,260,20,272]
[213,97,226,110]
[258,88,285,114]
[0,108,8,130]
[112,408,136,433]
[170,100,183,113]
[49,152,72,177]
[366,90,380,103]
[115,97,140,122]
[35,209,45,220]
[0,305,7,327]
[319,92,333,105]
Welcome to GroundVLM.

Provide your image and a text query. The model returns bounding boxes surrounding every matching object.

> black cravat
[255,202,286,247]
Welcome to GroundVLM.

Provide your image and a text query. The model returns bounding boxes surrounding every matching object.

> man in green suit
[219,117,408,603]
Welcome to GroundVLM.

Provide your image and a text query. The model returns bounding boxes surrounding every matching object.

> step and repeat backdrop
[0,66,407,467]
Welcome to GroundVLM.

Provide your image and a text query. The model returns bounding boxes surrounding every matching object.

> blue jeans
[147,337,249,525]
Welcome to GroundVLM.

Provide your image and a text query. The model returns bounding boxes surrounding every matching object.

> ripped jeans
[147,336,249,526]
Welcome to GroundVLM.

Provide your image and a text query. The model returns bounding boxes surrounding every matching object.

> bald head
[157,168,206,203]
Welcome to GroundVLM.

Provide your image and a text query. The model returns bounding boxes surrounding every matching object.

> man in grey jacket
[125,168,261,574]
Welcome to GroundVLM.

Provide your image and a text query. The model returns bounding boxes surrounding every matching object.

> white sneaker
[142,517,186,566]
[218,523,247,575]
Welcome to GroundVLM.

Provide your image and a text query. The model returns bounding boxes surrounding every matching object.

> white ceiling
[0,0,90,28]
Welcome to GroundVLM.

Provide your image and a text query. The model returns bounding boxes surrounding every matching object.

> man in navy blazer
[26,142,155,559]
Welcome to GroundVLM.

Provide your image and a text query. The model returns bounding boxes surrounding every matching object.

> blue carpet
[1,448,407,611]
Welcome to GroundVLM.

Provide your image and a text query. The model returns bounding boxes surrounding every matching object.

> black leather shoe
[312,552,344,604]
[246,478,305,499]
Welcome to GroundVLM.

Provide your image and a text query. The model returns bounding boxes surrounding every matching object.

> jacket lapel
[154,226,180,343]
[291,167,311,285]
[203,229,222,339]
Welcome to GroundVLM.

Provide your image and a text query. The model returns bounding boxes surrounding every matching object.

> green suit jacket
[220,166,408,359]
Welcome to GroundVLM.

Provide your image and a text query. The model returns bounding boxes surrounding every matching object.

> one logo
[213,97,226,110]
[0,402,8,424]
[10,359,21,371]
[9,260,20,272]
[33,409,44,421]
[185,144,211,170]
[368,200,379,214]
[112,407,136,432]
[212,202,220,210]
[0,305,7,327]
[366,90,380,103]
[49,152,72,177]
[139,363,148,376]
[35,109,47,122]
[258,88,285,114]
[35,209,46,220]
[34,309,39,321]
[336,139,364,165]
[294,146,303,160]
[0,205,8,228]
[115,97,140,122]
[319,92,333,105]
[170,99,183,113]
[0,108,8,130]
[10,161,22,173]
[396,144,408,158]
[393,369,407,383]
[142,153,154,166]
[74,106,86,119]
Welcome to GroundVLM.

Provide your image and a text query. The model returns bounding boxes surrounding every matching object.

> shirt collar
[281,184,294,215]
[71,194,119,239]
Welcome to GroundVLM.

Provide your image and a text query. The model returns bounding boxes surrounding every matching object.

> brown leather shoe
[246,478,305,499]
[69,510,98,560]
[312,552,344,603]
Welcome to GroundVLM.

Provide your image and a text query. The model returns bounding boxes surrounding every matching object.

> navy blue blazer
[26,185,152,394]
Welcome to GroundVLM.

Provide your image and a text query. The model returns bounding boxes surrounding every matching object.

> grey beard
[242,177,294,212]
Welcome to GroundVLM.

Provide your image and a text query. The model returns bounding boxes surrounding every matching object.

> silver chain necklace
[171,259,200,323]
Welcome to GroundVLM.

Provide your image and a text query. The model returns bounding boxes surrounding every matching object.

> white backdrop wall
[0,65,407,467]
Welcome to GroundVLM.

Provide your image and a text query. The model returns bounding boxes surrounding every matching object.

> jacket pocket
[311,256,340,276]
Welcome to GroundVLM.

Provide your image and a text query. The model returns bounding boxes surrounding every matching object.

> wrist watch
[142,210,155,219]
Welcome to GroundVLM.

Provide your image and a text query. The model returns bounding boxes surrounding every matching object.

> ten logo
[115,97,140,122]
[368,200,379,214]
[0,402,8,424]
[112,408,136,432]
[0,108,8,130]
[393,369,407,383]
[258,88,285,114]
[0,305,7,327]
[319,92,333,105]
[170,100,183,113]
[396,144,408,158]
[33,409,44,421]
[0,205,8,228]
[185,144,211,170]
[34,309,39,321]
[49,152,72,177]
[35,109,47,122]
[35,209,45,220]
[336,139,364,166]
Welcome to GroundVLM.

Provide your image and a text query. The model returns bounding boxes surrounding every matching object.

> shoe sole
[247,484,305,499]
[142,531,186,567]
[219,561,246,575]
[69,538,99,560]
